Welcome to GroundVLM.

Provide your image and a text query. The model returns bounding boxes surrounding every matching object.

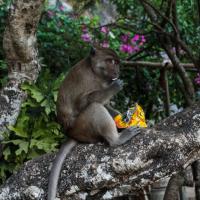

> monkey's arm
[88,89,115,105]
[105,104,120,118]
[77,79,123,111]
[89,79,123,104]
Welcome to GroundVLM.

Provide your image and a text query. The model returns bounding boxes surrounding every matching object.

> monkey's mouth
[112,78,118,81]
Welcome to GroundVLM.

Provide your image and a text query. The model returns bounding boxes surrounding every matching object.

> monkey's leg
[69,103,141,146]
[110,127,141,146]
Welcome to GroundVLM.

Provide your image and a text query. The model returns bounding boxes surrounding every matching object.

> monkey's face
[91,48,120,82]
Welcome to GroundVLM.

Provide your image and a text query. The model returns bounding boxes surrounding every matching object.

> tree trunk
[0,0,44,155]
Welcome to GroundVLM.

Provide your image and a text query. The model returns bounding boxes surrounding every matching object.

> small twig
[160,0,173,28]
[122,61,195,69]
[160,67,170,116]
[127,44,154,61]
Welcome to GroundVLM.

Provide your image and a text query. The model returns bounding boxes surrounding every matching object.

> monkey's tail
[47,139,77,200]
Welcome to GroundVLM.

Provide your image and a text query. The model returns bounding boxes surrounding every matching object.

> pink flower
[100,40,109,48]
[47,10,55,18]
[133,46,140,52]
[81,33,92,42]
[59,5,65,11]
[82,25,88,33]
[195,73,200,85]
[172,47,176,53]
[100,26,109,34]
[139,41,144,46]
[120,44,134,54]
[121,34,129,43]
[141,35,146,43]
[131,34,140,43]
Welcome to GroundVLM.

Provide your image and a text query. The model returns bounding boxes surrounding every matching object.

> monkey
[47,46,141,200]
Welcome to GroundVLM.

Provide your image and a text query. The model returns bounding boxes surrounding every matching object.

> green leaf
[15,141,29,156]
[47,122,61,135]
[8,126,28,138]
[30,89,44,102]
[22,99,38,108]
[3,147,11,160]
[2,139,25,145]
[21,84,44,102]
[53,91,58,102]
[0,163,8,182]
[27,150,40,160]
[40,99,51,114]
[32,129,47,139]
[30,138,58,152]
[45,106,51,115]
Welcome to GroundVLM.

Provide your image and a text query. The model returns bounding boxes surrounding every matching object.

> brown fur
[57,57,108,130]
[48,47,141,200]
[57,46,140,145]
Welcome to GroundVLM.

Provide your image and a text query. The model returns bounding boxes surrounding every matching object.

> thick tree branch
[1,102,200,199]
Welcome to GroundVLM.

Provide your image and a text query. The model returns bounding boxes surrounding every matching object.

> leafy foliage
[0,1,9,88]
[1,70,64,183]
[37,7,90,74]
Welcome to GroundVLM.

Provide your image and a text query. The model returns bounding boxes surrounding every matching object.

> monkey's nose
[113,72,119,78]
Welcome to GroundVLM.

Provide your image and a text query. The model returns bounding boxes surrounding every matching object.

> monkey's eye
[106,59,118,65]
[106,59,112,64]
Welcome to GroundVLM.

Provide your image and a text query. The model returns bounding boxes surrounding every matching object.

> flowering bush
[119,34,146,54]
[79,24,146,55]
[195,73,200,85]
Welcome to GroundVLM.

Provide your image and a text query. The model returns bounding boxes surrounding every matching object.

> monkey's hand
[110,79,124,92]
[79,79,124,107]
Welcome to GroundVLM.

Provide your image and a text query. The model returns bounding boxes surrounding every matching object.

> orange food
[114,103,147,128]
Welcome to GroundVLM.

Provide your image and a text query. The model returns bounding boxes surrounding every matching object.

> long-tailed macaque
[48,46,141,200]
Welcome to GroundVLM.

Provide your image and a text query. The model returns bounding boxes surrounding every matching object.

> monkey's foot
[115,127,141,146]
[125,126,141,137]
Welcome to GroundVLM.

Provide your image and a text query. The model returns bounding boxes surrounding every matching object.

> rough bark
[0,0,44,141]
[1,102,200,199]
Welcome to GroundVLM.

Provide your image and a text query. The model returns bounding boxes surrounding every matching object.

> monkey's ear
[90,46,96,56]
